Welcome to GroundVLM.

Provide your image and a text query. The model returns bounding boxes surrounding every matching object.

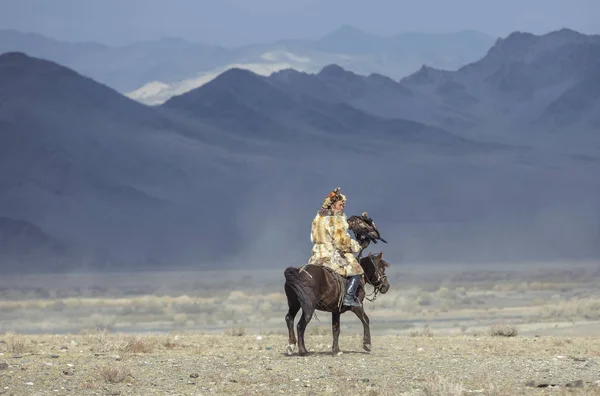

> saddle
[299,264,358,310]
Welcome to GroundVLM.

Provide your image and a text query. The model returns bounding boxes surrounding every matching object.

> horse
[283,251,391,356]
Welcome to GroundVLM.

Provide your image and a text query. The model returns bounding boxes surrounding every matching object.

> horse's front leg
[352,306,371,352]
[331,311,341,356]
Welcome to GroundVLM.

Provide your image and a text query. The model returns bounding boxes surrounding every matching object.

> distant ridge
[1,26,496,99]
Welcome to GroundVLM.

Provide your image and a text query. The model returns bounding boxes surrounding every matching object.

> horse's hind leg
[331,311,341,356]
[352,306,372,352]
[296,307,314,356]
[285,285,301,356]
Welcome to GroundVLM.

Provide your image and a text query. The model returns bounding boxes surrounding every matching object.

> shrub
[489,324,517,337]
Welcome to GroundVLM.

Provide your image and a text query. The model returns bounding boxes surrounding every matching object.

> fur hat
[321,187,347,209]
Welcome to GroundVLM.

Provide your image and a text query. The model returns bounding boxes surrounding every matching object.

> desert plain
[2,259,600,395]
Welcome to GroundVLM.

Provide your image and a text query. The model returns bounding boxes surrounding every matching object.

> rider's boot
[342,275,362,307]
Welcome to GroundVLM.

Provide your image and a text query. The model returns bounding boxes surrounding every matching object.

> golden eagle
[347,212,387,258]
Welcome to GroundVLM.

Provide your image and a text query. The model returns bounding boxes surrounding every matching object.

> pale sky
[1,0,598,47]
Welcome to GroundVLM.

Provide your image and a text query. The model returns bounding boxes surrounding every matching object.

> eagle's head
[361,211,369,218]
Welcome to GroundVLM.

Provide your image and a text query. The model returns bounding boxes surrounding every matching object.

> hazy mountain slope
[0,52,284,271]
[397,29,600,150]
[0,217,70,270]
[161,67,481,152]
[269,65,482,131]
[538,72,600,129]
[258,29,600,154]
[1,52,599,273]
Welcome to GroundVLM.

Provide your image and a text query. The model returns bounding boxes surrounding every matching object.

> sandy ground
[1,332,600,395]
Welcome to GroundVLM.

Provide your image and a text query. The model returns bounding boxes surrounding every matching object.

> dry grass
[538,297,600,321]
[1,331,30,354]
[414,376,466,396]
[489,324,518,337]
[98,364,132,383]
[89,330,131,353]
[226,326,247,336]
[124,336,154,353]
[79,380,100,390]
[163,338,178,349]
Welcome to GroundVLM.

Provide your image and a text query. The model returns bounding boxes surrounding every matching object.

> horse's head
[359,251,390,294]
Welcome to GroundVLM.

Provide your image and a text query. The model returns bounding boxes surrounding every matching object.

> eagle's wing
[347,215,362,231]
[371,220,382,238]
[347,215,371,238]
[362,216,378,236]
[362,215,387,243]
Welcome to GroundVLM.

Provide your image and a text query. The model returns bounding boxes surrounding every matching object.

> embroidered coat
[308,209,364,277]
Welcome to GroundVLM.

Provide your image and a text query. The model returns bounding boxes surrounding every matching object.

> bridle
[362,255,388,302]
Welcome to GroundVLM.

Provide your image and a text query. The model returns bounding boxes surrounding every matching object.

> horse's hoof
[298,350,308,357]
[332,350,343,356]
[363,344,372,352]
[286,344,296,356]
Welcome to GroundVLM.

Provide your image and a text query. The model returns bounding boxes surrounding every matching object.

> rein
[362,256,387,302]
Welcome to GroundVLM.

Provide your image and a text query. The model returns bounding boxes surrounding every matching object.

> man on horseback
[307,187,365,307]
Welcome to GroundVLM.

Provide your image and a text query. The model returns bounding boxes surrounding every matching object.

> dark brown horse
[283,252,391,356]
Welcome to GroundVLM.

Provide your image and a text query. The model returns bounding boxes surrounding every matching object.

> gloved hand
[359,239,370,250]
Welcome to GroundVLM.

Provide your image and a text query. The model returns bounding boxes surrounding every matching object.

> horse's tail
[284,266,317,317]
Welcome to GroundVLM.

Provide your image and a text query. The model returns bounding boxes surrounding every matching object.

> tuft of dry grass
[98,365,132,383]
[226,326,246,336]
[552,337,573,347]
[1,332,30,354]
[88,329,128,353]
[85,330,155,354]
[407,375,513,396]
[124,336,154,353]
[163,338,178,349]
[489,324,518,337]
[79,380,100,390]
[414,376,465,396]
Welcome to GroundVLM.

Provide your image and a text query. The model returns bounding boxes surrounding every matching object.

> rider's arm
[349,238,362,253]
[328,216,362,254]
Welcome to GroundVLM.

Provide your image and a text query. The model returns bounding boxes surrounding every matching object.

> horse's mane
[364,252,391,268]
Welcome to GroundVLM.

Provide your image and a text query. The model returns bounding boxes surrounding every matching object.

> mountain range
[0,26,496,104]
[0,27,599,273]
